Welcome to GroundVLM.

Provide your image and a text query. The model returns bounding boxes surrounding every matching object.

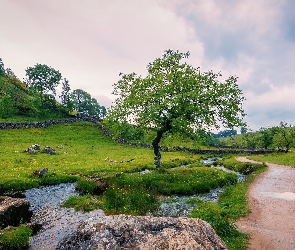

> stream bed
[25,183,105,250]
[24,158,244,249]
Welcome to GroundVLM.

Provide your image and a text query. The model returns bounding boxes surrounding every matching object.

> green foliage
[59,78,73,114]
[190,156,267,249]
[109,49,245,133]
[25,63,62,96]
[220,122,295,152]
[0,58,5,77]
[217,157,265,175]
[103,120,144,141]
[0,122,201,193]
[212,129,237,138]
[108,49,246,168]
[271,121,295,152]
[107,167,237,196]
[75,179,97,194]
[61,195,101,212]
[0,225,32,250]
[70,89,106,118]
[191,202,239,237]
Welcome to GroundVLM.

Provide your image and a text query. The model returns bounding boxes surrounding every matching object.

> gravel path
[235,157,295,250]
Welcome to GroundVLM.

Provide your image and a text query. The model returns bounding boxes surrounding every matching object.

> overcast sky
[1,0,295,131]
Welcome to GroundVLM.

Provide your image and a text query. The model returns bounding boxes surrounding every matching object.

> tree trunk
[152,122,171,169]
[152,130,164,169]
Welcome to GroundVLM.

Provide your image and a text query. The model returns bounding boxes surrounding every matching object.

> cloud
[1,0,295,130]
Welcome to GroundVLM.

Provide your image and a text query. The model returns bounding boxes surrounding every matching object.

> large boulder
[57,214,227,249]
[0,196,32,229]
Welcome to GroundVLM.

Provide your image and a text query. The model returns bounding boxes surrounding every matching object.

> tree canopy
[70,89,106,118]
[25,64,62,96]
[108,49,246,168]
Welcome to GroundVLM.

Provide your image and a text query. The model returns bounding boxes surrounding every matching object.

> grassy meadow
[0,121,269,249]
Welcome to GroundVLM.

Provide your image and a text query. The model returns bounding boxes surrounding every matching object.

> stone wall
[0,115,275,155]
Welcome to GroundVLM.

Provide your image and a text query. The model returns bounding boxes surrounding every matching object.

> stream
[153,157,245,217]
[25,183,105,250]
[25,158,244,249]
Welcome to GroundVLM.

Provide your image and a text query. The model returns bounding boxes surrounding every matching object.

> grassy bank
[247,152,295,167]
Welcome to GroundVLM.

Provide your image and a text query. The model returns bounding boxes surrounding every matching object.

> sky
[1,0,295,131]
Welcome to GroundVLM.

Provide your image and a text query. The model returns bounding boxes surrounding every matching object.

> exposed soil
[235,157,295,250]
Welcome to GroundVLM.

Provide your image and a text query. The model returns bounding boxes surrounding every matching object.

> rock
[25,146,35,154]
[0,196,32,229]
[56,215,227,249]
[32,168,48,177]
[42,146,57,154]
[31,144,41,150]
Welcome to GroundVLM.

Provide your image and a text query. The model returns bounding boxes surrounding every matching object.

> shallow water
[25,183,104,250]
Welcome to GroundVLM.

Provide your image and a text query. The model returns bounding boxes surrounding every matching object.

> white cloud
[1,0,295,130]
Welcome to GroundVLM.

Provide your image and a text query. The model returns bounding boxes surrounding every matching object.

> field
[0,121,268,249]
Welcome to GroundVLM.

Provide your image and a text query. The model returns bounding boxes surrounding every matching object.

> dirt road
[235,157,295,250]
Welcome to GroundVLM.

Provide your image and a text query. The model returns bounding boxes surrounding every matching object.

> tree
[70,89,106,118]
[0,58,5,77]
[59,78,73,113]
[108,50,246,168]
[25,64,62,96]
[258,127,276,149]
[70,89,92,113]
[272,122,295,152]
[240,127,247,134]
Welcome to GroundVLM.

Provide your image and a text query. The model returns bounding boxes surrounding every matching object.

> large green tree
[108,50,246,168]
[25,64,62,96]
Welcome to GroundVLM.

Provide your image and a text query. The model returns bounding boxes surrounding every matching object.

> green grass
[246,152,295,167]
[61,195,102,212]
[0,225,32,250]
[0,122,205,194]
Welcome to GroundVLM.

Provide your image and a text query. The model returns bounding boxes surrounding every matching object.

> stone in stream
[56,215,227,249]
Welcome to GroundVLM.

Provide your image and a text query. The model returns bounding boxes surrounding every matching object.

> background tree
[59,78,73,113]
[0,58,5,77]
[25,64,62,96]
[70,89,106,118]
[108,50,246,168]
[272,122,295,152]
[240,127,247,134]
[257,127,276,149]
[70,89,92,113]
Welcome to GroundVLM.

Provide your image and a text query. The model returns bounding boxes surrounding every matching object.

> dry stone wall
[0,114,275,155]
